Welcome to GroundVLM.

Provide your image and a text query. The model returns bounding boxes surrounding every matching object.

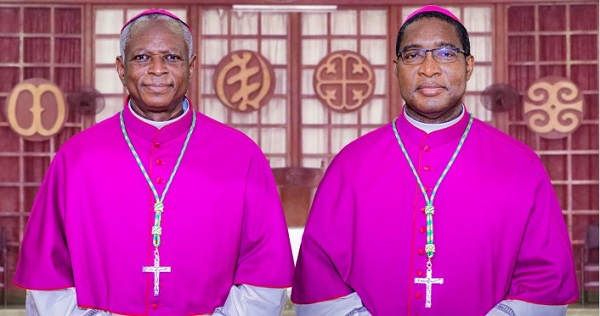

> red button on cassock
[423,165,431,171]
[423,145,430,152]
[418,248,425,255]
[151,303,158,309]
[416,270,423,277]
[154,143,160,148]
[419,227,426,233]
[415,292,422,299]
[156,159,164,165]
[156,178,164,184]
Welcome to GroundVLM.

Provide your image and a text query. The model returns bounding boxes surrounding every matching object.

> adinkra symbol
[215,51,274,112]
[6,81,67,140]
[314,51,375,112]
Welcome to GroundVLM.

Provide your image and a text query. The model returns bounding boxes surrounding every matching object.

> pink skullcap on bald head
[121,8,190,32]
[403,5,463,26]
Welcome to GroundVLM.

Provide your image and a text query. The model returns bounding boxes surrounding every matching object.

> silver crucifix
[142,251,171,296]
[414,266,444,308]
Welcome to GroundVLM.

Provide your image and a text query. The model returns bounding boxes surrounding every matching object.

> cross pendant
[142,253,171,296]
[414,267,444,308]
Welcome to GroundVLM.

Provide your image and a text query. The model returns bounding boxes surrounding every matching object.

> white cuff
[486,299,567,316]
[26,288,111,316]
[294,292,371,316]
[213,285,287,316]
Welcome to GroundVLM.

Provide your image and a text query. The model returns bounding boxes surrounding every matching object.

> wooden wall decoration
[213,50,275,113]
[523,76,584,139]
[313,50,375,112]
[3,78,68,141]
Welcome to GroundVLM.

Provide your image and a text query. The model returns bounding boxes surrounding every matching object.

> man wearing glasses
[292,5,578,316]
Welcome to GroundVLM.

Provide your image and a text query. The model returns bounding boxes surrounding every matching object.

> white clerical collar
[129,99,190,129]
[404,106,465,134]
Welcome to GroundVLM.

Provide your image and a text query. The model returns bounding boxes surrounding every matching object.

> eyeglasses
[397,47,468,65]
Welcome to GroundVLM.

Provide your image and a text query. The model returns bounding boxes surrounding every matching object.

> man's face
[394,18,474,122]
[116,20,196,115]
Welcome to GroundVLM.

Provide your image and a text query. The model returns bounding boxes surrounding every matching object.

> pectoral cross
[143,253,171,296]
[414,267,444,308]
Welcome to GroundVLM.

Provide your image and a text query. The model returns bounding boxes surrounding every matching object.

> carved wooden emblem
[4,78,68,141]
[214,50,275,112]
[313,50,375,112]
[523,76,584,139]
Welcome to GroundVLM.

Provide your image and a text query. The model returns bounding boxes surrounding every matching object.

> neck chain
[119,109,196,296]
[392,114,473,308]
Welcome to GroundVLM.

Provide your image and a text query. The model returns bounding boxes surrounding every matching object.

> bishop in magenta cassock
[291,5,578,316]
[15,9,294,316]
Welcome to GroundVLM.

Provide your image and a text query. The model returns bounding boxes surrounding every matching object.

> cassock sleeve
[14,151,74,290]
[232,150,294,288]
[505,173,578,304]
[291,159,357,304]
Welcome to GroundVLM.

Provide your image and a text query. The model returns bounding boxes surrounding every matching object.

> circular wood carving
[214,50,275,113]
[3,78,68,141]
[523,76,584,139]
[313,50,375,112]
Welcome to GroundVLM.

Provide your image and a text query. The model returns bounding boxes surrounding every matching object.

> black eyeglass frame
[396,47,469,65]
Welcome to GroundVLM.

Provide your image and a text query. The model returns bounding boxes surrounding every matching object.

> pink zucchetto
[121,8,190,32]
[403,5,463,26]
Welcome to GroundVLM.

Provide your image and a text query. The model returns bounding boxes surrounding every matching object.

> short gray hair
[119,14,193,60]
